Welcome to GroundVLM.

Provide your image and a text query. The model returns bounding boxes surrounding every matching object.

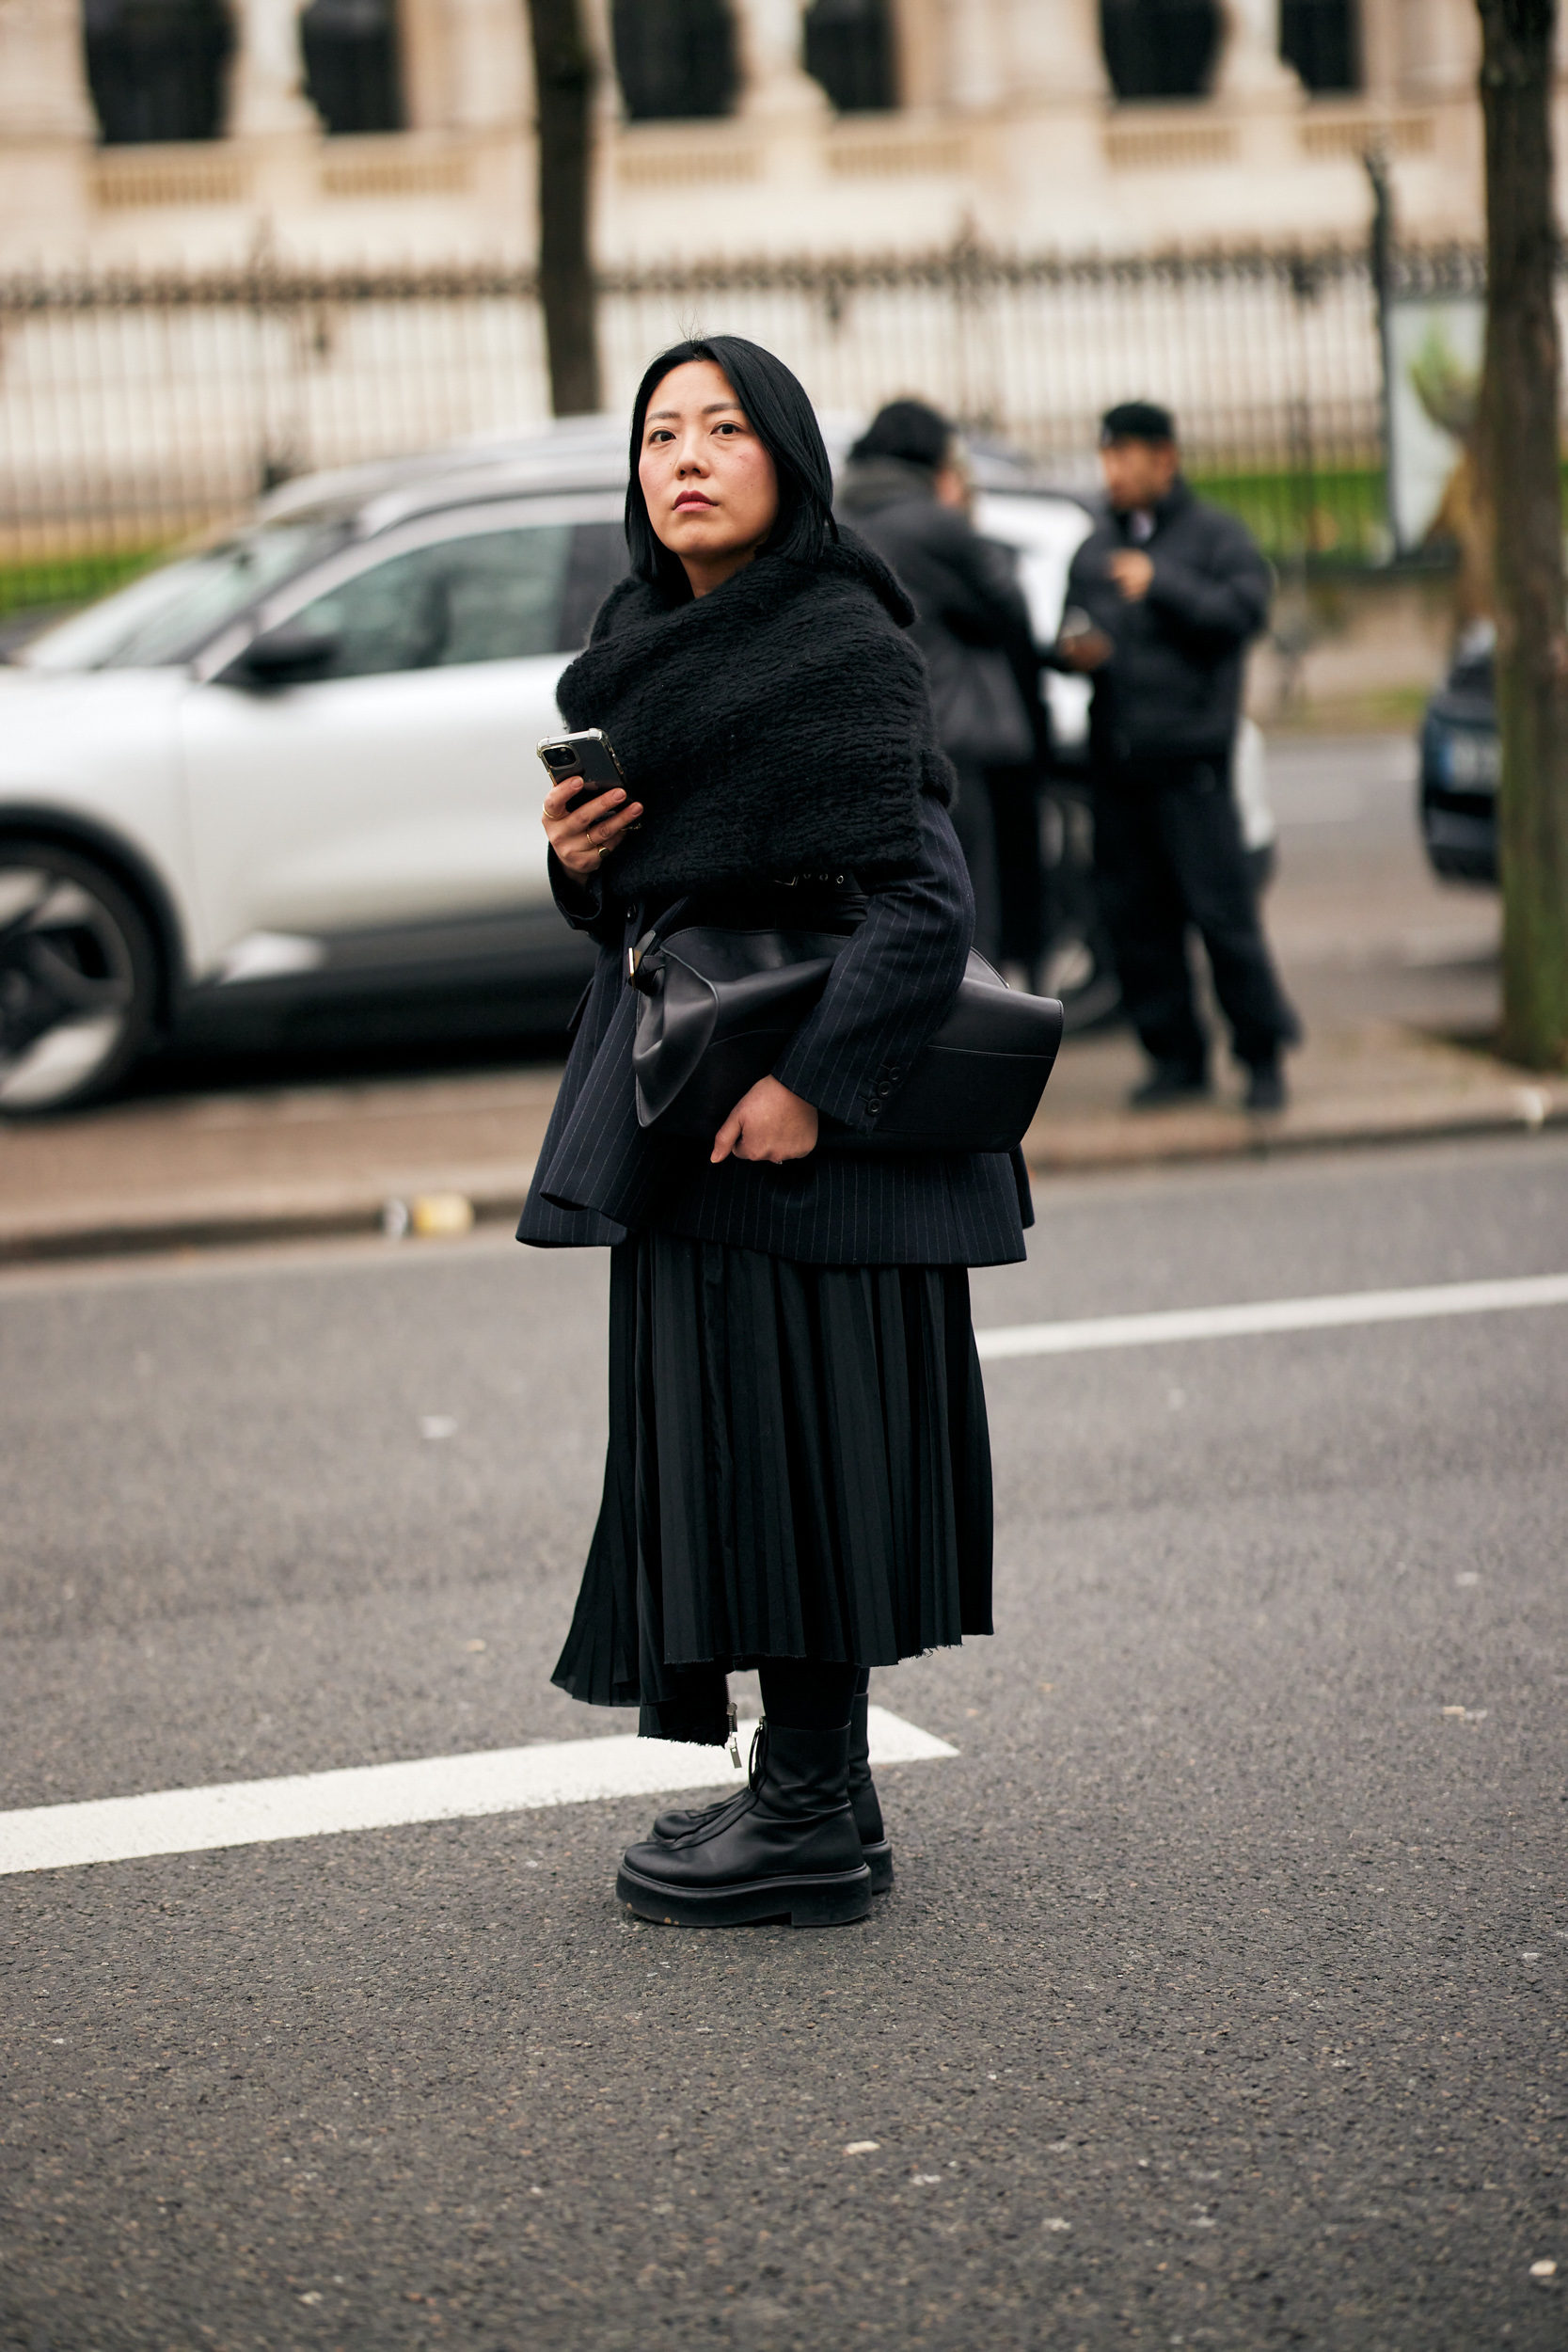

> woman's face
[638,359,781,596]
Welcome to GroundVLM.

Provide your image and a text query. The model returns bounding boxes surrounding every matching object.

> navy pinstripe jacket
[516,792,1031,1269]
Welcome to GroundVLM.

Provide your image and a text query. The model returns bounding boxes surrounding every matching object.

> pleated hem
[552,1232,993,1731]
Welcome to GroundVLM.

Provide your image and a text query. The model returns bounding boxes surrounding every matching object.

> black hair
[625,335,835,596]
[1100,399,1177,446]
[848,397,953,470]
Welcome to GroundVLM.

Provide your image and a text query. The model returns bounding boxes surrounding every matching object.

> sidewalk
[2,738,1562,1263]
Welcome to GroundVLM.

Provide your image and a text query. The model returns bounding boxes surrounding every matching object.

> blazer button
[877,1080,893,1096]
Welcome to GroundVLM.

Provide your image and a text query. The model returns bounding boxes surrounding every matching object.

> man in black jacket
[837,400,1050,965]
[1058,402,1299,1110]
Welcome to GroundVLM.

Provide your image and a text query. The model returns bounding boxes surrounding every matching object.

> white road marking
[0,1708,955,1879]
[975,1271,1568,1361]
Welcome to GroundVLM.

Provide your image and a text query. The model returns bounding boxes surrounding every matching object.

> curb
[1,1089,1564,1269]
[0,1166,539,1267]
[1022,1080,1568,1176]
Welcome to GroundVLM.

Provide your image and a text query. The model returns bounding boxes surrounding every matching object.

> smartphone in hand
[536,728,626,812]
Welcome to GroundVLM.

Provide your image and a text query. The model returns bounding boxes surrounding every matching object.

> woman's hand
[711,1076,819,1166]
[542,777,644,880]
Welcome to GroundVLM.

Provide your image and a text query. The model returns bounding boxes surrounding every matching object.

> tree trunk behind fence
[1478,0,1568,1068]
[526,0,602,417]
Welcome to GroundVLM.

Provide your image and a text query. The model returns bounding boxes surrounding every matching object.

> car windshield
[24,522,350,672]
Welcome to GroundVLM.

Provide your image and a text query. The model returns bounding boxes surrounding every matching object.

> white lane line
[0,1708,955,1879]
[975,1270,1568,1361]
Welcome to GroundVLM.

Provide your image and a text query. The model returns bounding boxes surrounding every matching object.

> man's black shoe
[1244,1060,1287,1113]
[1129,1061,1210,1110]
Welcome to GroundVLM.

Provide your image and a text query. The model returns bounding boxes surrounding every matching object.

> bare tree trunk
[1478,0,1568,1067]
[526,0,602,417]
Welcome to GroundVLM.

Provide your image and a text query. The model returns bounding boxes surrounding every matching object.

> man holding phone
[1056,401,1299,1112]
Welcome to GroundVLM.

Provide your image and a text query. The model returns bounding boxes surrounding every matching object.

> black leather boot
[650,1721,764,1851]
[653,1689,894,1893]
[846,1684,893,1893]
[617,1721,870,1929]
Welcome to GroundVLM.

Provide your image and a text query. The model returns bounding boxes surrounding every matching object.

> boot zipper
[727,1702,740,1770]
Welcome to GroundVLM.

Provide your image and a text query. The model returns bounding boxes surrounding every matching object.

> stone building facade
[0,0,1504,273]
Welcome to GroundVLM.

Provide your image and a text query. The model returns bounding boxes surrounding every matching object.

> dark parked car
[1419,622,1498,882]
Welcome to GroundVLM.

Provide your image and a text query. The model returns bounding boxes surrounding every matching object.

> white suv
[0,423,631,1112]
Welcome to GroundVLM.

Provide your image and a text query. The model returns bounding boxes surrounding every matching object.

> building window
[82,0,232,144]
[300,0,405,135]
[1099,0,1222,100]
[1281,0,1359,89]
[612,0,738,120]
[805,0,896,111]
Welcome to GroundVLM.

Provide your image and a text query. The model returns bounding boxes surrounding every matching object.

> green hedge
[0,546,169,622]
[1185,466,1389,565]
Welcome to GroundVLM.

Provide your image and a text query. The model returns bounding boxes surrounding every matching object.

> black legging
[757,1659,860,1730]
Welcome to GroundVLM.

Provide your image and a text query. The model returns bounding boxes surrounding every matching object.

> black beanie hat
[1100,400,1177,445]
[849,398,954,469]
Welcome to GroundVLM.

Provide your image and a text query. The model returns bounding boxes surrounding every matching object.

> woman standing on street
[518,337,1030,1930]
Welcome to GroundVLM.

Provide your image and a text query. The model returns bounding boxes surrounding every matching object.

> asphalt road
[3,1132,1565,2351]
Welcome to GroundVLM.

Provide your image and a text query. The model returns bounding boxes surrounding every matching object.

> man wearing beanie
[1056,401,1299,1110]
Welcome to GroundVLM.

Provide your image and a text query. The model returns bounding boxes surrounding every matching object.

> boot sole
[616,1859,872,1930]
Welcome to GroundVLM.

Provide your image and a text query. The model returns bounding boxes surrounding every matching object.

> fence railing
[0,239,1490,612]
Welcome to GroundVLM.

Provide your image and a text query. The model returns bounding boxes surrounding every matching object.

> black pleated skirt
[551,1231,994,1744]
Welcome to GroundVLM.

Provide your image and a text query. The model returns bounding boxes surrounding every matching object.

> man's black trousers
[1092,756,1298,1074]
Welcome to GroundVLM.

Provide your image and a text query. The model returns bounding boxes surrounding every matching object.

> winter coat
[1063,477,1271,768]
[515,534,1031,1269]
[835,456,1049,769]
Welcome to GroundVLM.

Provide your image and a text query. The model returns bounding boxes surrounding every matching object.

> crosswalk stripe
[0,1708,957,1878]
[974,1270,1568,1361]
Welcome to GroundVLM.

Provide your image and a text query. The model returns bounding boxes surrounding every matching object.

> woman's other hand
[542,778,643,880]
[711,1076,819,1165]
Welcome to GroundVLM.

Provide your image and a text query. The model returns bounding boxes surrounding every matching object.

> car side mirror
[230,620,341,688]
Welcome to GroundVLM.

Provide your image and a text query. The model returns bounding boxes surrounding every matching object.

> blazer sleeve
[548,848,623,947]
[770,794,974,1138]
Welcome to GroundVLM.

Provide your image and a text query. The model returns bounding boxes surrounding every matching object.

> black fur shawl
[554,530,954,899]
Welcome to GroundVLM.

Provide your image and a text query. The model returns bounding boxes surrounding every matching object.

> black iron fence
[0,239,1489,612]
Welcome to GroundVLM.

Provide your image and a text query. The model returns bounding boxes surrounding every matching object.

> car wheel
[0,842,160,1115]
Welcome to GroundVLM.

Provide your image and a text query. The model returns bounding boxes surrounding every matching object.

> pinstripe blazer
[516,793,1031,1268]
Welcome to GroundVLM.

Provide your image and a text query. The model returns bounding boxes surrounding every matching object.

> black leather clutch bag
[628,909,1063,1153]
